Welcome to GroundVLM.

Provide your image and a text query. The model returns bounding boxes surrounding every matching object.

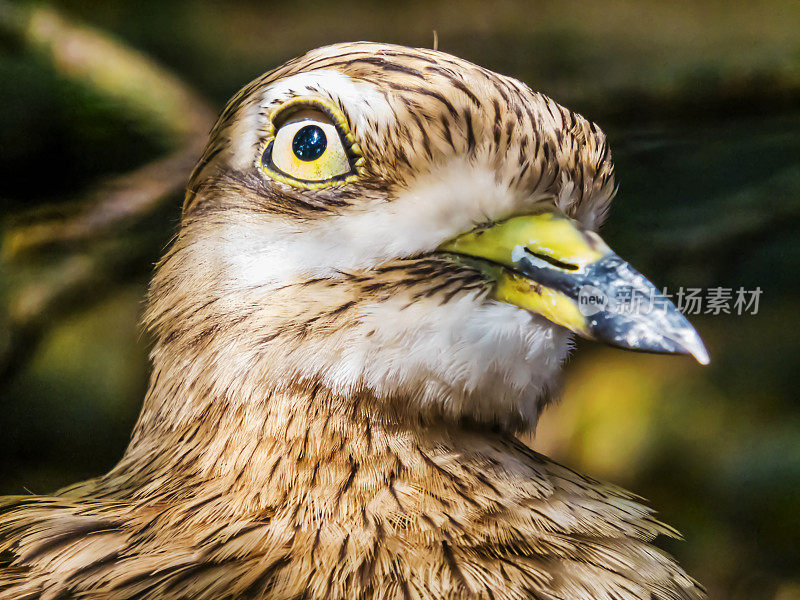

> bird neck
[106,353,518,518]
[79,341,703,600]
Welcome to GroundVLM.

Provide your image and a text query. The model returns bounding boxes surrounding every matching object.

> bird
[0,42,710,600]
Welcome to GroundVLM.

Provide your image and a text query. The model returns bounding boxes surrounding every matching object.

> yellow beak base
[438,212,709,364]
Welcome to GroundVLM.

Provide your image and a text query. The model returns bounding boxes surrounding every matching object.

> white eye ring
[268,109,352,182]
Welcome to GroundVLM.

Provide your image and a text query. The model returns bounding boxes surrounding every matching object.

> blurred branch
[0,1,214,256]
[0,1,216,378]
[3,148,202,257]
[1,245,142,382]
[0,1,212,138]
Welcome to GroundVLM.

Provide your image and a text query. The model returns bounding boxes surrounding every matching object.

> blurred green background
[1,0,799,597]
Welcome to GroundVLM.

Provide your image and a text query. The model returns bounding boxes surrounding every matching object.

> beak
[438,211,709,365]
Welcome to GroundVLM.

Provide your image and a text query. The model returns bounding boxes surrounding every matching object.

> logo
[578,285,611,316]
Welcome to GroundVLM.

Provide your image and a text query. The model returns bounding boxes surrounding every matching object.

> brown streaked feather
[0,420,704,599]
[1,42,702,600]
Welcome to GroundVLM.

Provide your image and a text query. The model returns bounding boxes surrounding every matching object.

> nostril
[523,247,580,271]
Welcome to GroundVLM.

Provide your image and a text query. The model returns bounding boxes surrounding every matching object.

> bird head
[146,42,707,433]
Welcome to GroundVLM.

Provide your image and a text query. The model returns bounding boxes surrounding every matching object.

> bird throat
[101,355,500,520]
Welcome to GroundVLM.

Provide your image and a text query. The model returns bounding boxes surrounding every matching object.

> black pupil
[292,125,327,161]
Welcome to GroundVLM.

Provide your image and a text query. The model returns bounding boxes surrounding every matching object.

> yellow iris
[269,109,351,183]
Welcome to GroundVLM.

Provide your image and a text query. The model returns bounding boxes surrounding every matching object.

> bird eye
[264,109,353,183]
[292,124,327,161]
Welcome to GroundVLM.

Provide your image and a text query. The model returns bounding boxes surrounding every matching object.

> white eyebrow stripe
[263,70,394,129]
[225,69,393,173]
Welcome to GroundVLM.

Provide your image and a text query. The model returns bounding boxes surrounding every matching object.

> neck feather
[107,349,503,512]
[79,335,700,600]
